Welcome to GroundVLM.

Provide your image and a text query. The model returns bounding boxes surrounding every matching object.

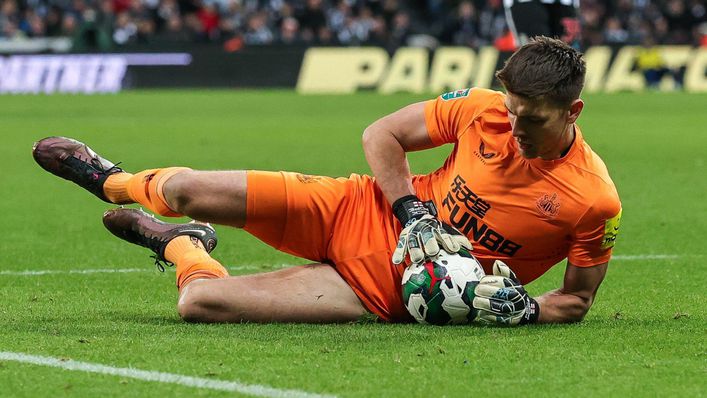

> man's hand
[473,260,539,325]
[392,215,472,264]
[391,195,472,265]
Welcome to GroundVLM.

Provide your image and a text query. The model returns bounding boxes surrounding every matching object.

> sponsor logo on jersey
[478,142,496,159]
[474,141,497,163]
[601,208,622,250]
[296,174,322,184]
[442,175,522,256]
[143,173,156,183]
[440,88,471,101]
[536,193,561,218]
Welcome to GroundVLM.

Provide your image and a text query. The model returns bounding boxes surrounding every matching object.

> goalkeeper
[33,37,621,326]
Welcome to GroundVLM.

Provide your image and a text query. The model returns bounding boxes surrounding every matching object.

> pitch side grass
[0,90,704,397]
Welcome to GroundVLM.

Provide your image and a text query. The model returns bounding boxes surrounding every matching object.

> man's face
[504,92,579,160]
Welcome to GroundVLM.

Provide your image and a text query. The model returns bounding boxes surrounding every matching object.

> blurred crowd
[582,0,706,46]
[1,0,706,50]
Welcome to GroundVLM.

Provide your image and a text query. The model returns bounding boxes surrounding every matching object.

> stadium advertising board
[0,53,191,94]
[297,46,707,94]
[1,46,705,93]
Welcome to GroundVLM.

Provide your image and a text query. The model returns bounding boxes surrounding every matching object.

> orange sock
[165,236,229,291]
[123,167,191,217]
[103,172,134,204]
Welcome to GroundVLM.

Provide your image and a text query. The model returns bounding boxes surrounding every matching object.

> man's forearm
[535,289,593,323]
[362,126,416,204]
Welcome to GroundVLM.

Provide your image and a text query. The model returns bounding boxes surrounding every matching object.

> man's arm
[361,102,434,205]
[473,260,607,325]
[535,261,608,323]
[362,102,472,264]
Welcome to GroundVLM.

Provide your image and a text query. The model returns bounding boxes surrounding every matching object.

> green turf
[0,90,705,397]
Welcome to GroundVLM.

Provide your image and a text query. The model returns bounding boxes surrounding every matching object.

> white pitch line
[0,268,147,276]
[0,351,335,398]
[611,254,683,261]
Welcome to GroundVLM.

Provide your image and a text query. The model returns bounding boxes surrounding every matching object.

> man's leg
[162,170,247,227]
[152,171,369,322]
[103,208,368,323]
[107,169,249,227]
[178,265,368,323]
[163,227,366,323]
[35,137,371,322]
[32,136,249,227]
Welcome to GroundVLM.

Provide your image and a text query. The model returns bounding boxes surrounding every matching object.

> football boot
[33,136,123,202]
[103,208,218,271]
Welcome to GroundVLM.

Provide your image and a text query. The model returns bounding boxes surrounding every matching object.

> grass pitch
[0,90,705,397]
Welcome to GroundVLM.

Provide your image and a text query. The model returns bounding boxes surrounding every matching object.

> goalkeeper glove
[391,195,472,265]
[473,260,540,325]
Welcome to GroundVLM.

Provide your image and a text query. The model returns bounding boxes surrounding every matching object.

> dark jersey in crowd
[504,0,581,48]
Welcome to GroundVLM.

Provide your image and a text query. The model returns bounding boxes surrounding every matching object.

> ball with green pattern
[401,249,485,325]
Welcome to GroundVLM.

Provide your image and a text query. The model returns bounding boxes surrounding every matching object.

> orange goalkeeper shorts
[243,170,412,322]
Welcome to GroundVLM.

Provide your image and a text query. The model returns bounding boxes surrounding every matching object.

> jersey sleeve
[568,191,622,267]
[424,88,505,146]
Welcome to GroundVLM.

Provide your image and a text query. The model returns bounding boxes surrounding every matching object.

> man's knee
[177,281,224,323]
[162,170,199,214]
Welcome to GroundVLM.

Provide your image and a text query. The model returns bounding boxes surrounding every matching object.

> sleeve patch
[601,208,622,250]
[440,88,470,101]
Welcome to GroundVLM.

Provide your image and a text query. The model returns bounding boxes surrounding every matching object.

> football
[401,249,485,325]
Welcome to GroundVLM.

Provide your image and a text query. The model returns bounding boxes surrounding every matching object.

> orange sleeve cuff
[568,250,613,267]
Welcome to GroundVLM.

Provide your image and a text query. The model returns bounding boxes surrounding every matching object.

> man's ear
[567,99,584,124]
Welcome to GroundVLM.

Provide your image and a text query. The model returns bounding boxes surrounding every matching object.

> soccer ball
[401,249,485,325]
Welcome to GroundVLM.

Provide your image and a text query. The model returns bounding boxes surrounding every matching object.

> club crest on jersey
[440,88,470,101]
[536,193,561,218]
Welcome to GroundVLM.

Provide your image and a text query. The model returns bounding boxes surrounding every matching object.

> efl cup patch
[441,88,470,101]
[601,209,622,250]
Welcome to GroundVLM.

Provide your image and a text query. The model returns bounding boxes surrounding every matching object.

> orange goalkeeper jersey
[415,88,622,284]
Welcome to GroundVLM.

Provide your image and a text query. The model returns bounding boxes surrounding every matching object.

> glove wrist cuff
[392,195,429,226]
[520,297,540,325]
